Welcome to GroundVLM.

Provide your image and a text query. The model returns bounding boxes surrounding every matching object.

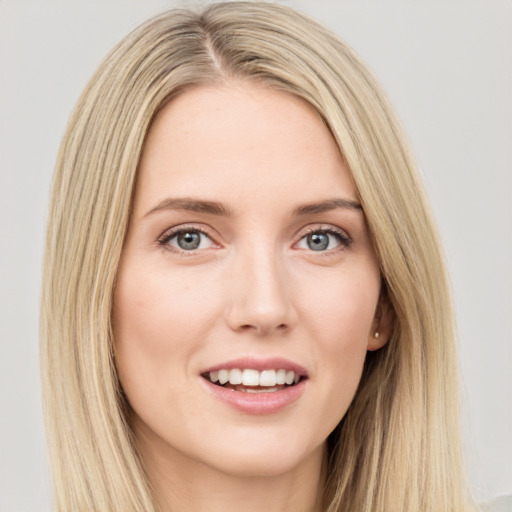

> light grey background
[1,1,511,510]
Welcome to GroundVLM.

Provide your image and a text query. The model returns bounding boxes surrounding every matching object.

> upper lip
[201,357,308,377]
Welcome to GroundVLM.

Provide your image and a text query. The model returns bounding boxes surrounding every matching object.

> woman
[40,2,477,511]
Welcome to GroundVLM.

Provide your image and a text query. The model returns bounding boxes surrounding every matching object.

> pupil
[307,232,329,251]
[178,231,200,250]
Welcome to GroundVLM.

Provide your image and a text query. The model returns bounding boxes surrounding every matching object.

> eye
[160,228,214,251]
[296,228,350,252]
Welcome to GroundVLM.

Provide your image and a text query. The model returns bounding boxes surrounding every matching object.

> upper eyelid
[156,223,352,247]
[158,224,215,242]
[297,224,351,240]
[301,225,346,235]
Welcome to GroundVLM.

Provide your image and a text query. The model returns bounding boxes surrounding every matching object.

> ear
[367,292,394,351]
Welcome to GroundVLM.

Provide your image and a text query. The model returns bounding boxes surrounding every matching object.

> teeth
[208,368,301,387]
[242,386,280,393]
[218,369,229,385]
[259,370,276,387]
[229,369,243,385]
[242,369,260,386]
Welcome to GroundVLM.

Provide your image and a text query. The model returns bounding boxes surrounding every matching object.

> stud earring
[374,332,380,339]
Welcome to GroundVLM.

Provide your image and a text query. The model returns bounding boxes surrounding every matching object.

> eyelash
[157,225,352,254]
[157,225,216,254]
[300,226,353,249]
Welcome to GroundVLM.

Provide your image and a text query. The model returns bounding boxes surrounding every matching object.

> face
[113,82,388,480]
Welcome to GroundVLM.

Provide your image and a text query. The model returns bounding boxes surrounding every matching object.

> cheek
[297,267,380,418]
[112,265,219,398]
[302,266,380,347]
[114,262,217,340]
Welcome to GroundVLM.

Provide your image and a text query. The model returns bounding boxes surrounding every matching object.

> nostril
[255,323,289,336]
[235,323,289,335]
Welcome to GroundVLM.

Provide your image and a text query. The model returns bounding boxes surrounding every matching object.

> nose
[225,248,297,336]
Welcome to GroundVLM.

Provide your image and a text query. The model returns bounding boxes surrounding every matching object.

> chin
[193,432,325,479]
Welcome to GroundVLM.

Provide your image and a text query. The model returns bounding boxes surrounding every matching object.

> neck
[137,427,327,512]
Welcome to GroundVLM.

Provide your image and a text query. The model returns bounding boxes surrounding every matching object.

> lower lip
[201,378,307,415]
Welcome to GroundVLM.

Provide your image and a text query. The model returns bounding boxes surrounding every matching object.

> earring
[374,332,380,339]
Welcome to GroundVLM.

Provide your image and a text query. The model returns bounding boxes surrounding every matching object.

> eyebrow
[143,196,362,218]
[292,198,362,216]
[144,197,233,217]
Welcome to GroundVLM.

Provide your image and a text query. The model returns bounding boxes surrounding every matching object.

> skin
[113,82,391,512]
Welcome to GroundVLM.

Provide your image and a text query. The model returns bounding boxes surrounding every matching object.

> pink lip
[199,357,309,415]
[201,357,308,376]
[201,377,307,415]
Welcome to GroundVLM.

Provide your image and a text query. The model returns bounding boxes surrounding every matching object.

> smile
[204,368,302,393]
[200,359,308,414]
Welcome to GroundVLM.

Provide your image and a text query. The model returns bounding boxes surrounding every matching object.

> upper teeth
[209,369,300,387]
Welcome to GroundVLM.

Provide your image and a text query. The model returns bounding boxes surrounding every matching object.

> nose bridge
[226,240,295,335]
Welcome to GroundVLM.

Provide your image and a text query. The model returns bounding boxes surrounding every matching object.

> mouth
[201,368,306,393]
[200,360,308,414]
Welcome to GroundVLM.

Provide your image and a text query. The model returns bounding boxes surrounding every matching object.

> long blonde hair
[41,2,473,511]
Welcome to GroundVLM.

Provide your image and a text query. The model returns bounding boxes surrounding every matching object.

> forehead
[134,82,357,216]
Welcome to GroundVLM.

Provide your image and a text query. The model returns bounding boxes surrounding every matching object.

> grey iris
[177,231,201,250]
[307,232,329,251]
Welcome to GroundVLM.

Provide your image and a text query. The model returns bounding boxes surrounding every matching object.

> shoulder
[479,496,512,512]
